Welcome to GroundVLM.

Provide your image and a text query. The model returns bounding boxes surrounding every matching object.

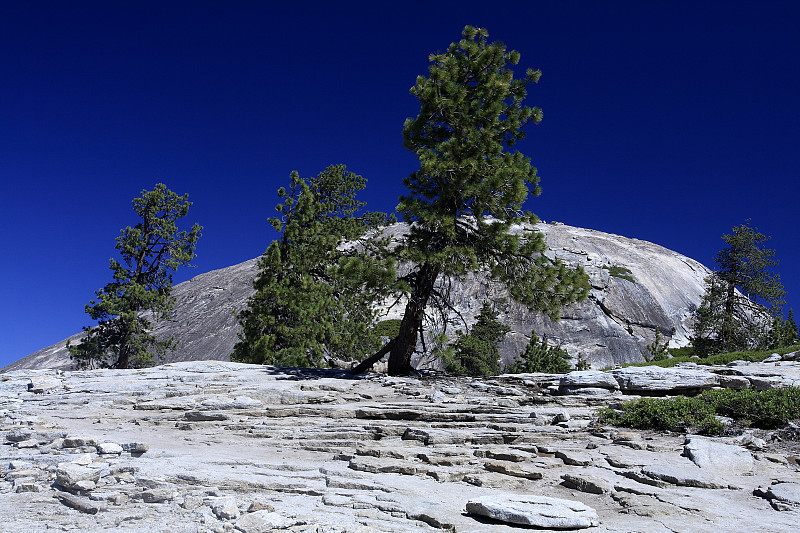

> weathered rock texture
[2,361,800,532]
[4,222,710,372]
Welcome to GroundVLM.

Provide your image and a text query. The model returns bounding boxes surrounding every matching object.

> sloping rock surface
[4,222,711,372]
[2,361,800,532]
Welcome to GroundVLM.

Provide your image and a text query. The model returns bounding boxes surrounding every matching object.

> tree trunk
[387,263,440,375]
[722,278,737,349]
[350,339,395,375]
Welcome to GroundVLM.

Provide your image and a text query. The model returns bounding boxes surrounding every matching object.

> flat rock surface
[1,361,799,532]
[465,494,599,528]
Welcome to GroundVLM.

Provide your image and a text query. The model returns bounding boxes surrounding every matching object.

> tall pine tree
[356,26,589,375]
[692,221,786,355]
[68,184,201,369]
[232,165,395,367]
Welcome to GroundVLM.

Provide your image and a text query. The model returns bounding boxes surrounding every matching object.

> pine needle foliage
[442,302,510,376]
[380,25,589,375]
[768,309,799,349]
[692,221,786,356]
[232,165,395,368]
[507,330,572,374]
[67,184,201,369]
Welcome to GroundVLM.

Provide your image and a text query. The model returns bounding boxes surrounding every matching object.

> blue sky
[2,1,798,368]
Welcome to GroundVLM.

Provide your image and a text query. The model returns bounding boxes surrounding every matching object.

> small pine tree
[692,221,786,356]
[575,353,591,371]
[646,329,671,361]
[768,309,799,349]
[442,302,510,376]
[507,330,572,374]
[68,184,201,369]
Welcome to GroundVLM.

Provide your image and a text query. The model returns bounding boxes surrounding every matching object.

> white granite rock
[466,494,599,528]
[684,436,754,475]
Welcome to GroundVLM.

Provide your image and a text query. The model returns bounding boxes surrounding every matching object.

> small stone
[207,497,240,520]
[121,442,149,454]
[54,491,100,514]
[234,510,293,532]
[63,436,98,449]
[553,410,570,423]
[15,439,38,448]
[142,488,174,503]
[14,479,40,492]
[96,442,124,455]
[181,495,205,510]
[247,501,275,512]
[73,454,93,466]
[27,377,62,394]
[561,473,611,494]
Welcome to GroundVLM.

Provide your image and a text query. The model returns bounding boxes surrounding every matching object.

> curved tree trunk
[387,263,440,375]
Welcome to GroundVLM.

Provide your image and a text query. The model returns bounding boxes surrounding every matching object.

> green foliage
[646,329,671,361]
[442,302,510,376]
[232,165,396,368]
[385,25,589,375]
[598,387,800,435]
[692,221,786,356]
[621,344,800,369]
[68,184,201,369]
[575,353,591,371]
[602,265,635,283]
[373,319,402,340]
[598,396,721,434]
[507,330,572,374]
[768,309,799,349]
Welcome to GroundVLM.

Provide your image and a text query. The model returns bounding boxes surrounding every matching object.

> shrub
[507,331,572,374]
[602,265,635,283]
[597,386,800,435]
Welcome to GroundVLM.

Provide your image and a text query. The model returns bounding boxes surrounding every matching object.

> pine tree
[442,302,510,376]
[232,165,395,367]
[692,221,786,356]
[507,330,572,374]
[768,309,799,349]
[364,26,589,375]
[67,184,201,369]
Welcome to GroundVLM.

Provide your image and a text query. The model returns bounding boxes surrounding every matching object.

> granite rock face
[2,361,800,532]
[4,222,711,372]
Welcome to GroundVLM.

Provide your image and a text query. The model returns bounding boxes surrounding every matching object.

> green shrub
[373,319,402,339]
[597,386,800,435]
[602,265,635,283]
[575,353,591,371]
[507,331,572,374]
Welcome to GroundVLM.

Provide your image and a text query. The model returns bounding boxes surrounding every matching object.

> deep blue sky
[2,1,798,368]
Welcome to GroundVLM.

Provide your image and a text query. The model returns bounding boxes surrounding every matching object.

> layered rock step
[1,361,799,533]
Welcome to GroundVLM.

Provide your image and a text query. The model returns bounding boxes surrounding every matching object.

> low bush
[597,386,800,435]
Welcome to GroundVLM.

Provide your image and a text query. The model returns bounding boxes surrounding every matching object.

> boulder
[560,370,620,391]
[55,463,102,492]
[466,494,600,528]
[610,366,719,393]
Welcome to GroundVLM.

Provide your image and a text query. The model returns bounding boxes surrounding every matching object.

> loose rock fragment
[54,491,100,514]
